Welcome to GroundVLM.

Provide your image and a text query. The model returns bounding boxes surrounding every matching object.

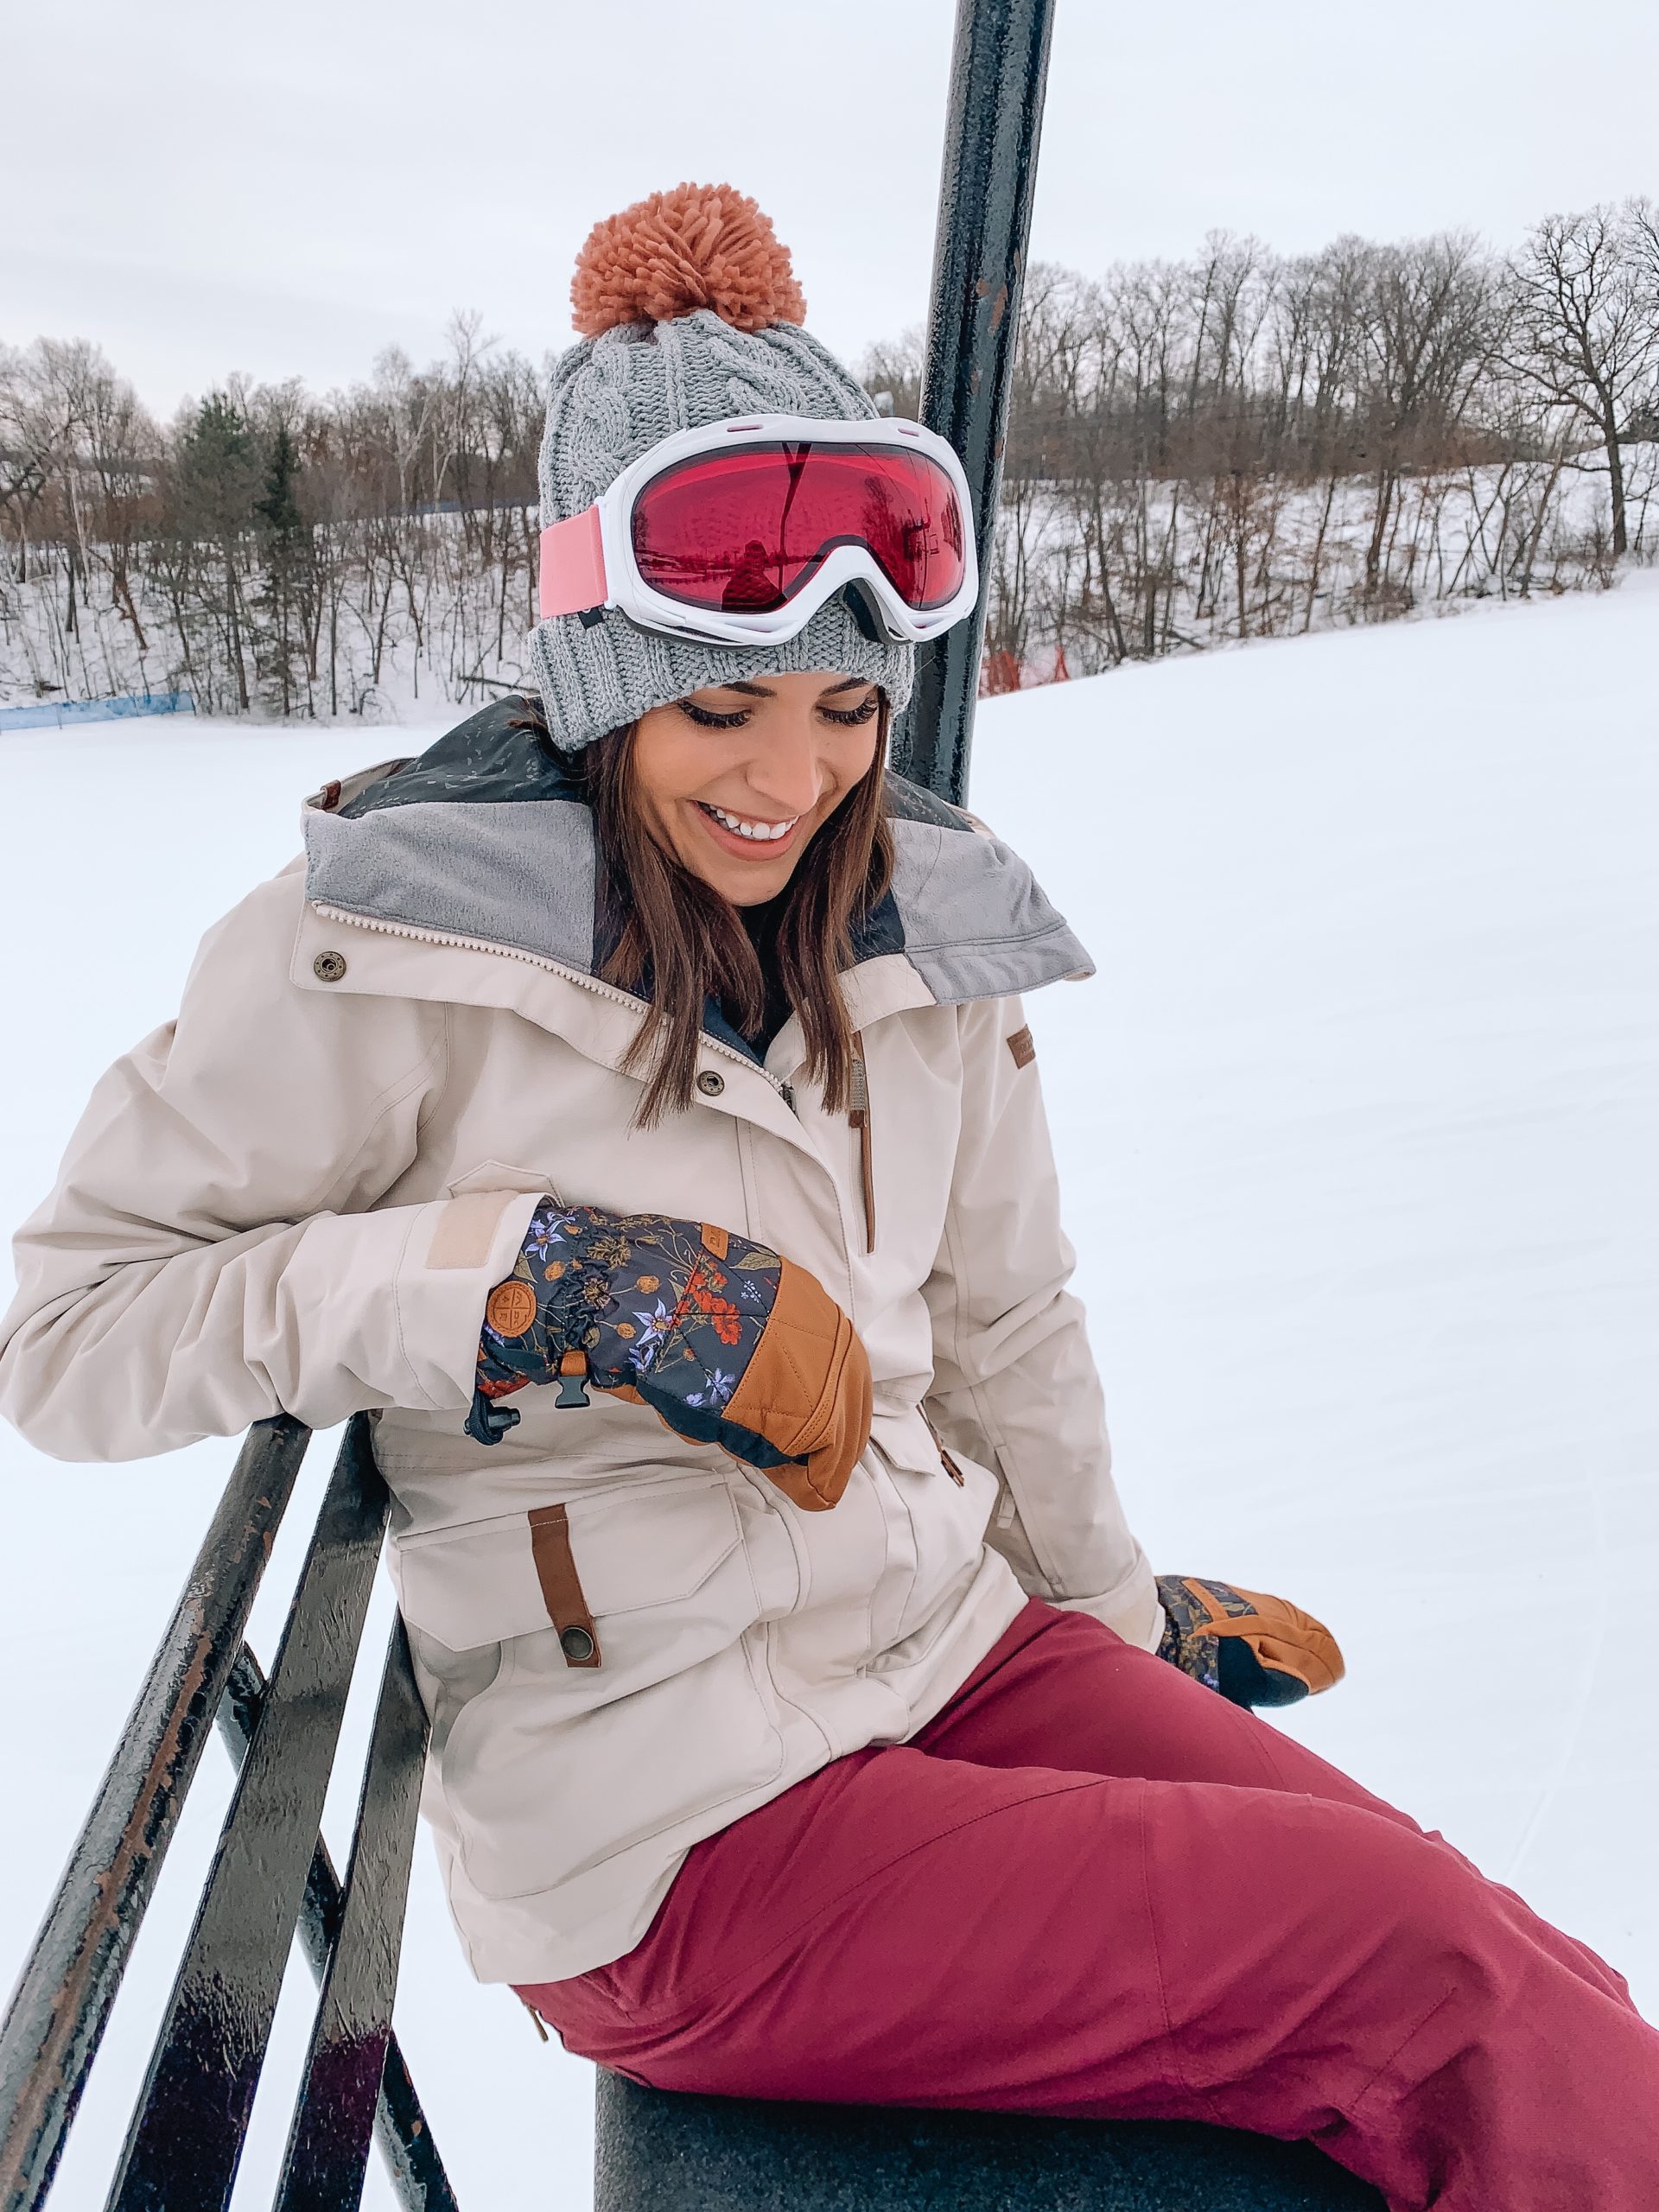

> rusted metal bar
[106,1415,389,2212]
[891,0,1058,806]
[273,1620,433,2212]
[216,1645,457,2212]
[0,1414,312,2212]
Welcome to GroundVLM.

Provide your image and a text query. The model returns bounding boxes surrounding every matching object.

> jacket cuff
[391,1190,545,1410]
[1053,1560,1165,1653]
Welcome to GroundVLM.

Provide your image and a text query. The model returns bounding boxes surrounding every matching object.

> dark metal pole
[0,1416,311,2212]
[893,0,1057,806]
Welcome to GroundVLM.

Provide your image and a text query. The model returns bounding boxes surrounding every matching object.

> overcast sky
[9,0,1657,418]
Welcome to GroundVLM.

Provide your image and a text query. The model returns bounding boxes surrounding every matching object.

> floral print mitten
[1155,1575,1345,1709]
[466,1201,871,1511]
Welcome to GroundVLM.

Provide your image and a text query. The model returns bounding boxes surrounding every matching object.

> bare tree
[1503,200,1659,558]
[859,329,924,422]
[1352,232,1503,606]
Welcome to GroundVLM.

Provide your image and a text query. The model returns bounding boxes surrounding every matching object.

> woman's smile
[629,670,880,903]
[690,797,806,862]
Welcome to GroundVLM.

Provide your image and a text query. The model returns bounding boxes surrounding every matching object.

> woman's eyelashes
[820,692,880,726]
[676,690,879,731]
[678,701,751,728]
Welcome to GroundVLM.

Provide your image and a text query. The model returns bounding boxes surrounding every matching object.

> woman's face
[630,671,882,906]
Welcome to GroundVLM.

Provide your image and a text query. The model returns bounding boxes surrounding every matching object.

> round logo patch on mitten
[486,1280,539,1338]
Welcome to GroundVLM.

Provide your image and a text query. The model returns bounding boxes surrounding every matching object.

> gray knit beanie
[528,185,913,753]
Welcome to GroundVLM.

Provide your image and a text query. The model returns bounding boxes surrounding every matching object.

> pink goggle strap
[537,505,607,620]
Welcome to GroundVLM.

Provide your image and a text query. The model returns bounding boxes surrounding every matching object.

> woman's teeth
[700,803,799,843]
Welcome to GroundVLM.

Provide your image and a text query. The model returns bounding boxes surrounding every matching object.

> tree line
[3,200,1656,719]
[0,313,542,718]
[866,199,1659,684]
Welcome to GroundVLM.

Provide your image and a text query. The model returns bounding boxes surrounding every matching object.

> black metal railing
[0,1416,454,2212]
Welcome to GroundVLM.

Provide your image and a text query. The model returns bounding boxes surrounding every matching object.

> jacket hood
[302,697,1092,1048]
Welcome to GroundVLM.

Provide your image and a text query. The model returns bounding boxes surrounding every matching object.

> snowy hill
[1,577,1655,2207]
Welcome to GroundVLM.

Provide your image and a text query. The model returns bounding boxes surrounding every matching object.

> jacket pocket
[868,1405,949,1478]
[389,1471,752,1653]
[397,1473,785,1901]
[868,1406,1000,1646]
[444,1160,562,1202]
[869,1406,995,1505]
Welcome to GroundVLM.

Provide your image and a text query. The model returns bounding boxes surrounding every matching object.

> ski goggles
[537,414,979,648]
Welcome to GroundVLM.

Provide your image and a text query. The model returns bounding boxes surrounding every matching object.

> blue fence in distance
[0,690,196,733]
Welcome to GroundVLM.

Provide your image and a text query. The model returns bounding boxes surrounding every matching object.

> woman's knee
[1147,1789,1523,2065]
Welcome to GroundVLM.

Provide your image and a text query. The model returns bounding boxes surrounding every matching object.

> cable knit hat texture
[529,184,914,753]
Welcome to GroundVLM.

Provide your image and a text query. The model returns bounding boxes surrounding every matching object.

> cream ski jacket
[0,701,1159,1984]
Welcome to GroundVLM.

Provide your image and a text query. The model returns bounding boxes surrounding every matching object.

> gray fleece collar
[302,699,1092,1012]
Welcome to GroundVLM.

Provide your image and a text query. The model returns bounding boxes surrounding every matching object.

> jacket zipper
[848,1035,875,1253]
[311,900,799,1111]
[922,1410,967,1486]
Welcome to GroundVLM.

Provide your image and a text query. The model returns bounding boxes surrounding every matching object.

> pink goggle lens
[630,442,968,616]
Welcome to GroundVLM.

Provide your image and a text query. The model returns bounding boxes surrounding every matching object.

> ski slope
[1,577,1655,2207]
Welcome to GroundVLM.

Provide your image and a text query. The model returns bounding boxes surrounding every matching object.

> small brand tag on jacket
[1007,1025,1035,1070]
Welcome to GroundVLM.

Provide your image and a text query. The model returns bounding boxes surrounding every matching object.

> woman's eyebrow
[694,677,874,702]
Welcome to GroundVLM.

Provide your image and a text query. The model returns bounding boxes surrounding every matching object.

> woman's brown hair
[531,694,893,1126]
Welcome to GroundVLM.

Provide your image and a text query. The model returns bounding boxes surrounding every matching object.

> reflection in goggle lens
[632,444,967,615]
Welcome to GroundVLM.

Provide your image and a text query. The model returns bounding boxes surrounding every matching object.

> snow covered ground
[1,576,1655,2205]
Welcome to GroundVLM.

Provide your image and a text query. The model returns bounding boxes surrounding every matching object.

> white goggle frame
[537,413,980,649]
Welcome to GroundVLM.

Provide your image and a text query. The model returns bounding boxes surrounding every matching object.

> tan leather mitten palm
[1155,1575,1345,1708]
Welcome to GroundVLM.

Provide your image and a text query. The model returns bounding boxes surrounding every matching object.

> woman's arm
[0,869,538,1462]
[921,994,1161,1651]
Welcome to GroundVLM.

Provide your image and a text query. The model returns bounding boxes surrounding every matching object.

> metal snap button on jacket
[560,1625,596,1663]
[312,950,347,983]
[696,1070,725,1097]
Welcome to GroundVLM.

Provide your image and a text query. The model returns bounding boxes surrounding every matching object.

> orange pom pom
[570,182,807,338]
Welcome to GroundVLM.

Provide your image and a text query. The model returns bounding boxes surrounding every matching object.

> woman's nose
[745,724,830,817]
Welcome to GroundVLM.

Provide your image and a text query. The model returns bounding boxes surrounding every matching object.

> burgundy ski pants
[523,1601,1659,2210]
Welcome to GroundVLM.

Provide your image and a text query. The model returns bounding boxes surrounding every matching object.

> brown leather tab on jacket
[528,1503,602,1668]
[923,1410,967,1487]
[1007,1025,1035,1070]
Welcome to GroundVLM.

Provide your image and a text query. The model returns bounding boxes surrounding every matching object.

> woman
[2,187,1654,2209]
